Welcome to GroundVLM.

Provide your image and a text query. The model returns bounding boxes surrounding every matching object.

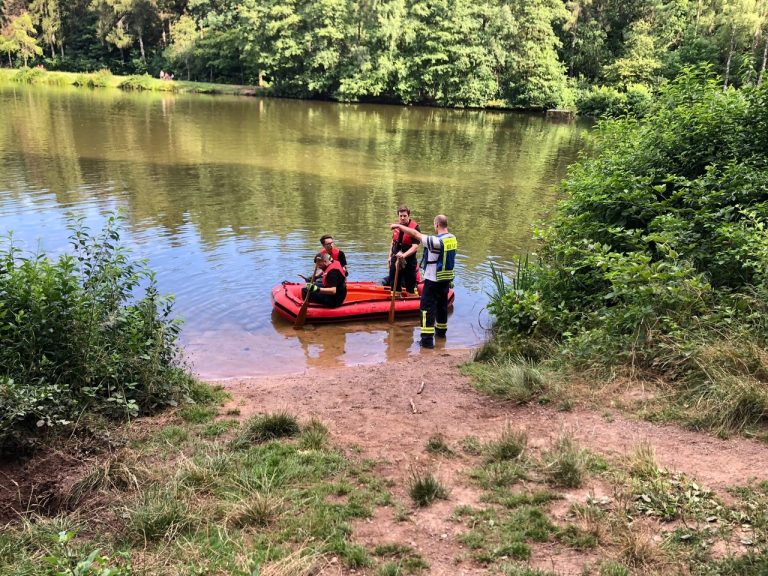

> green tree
[716,0,762,86]
[0,25,13,66]
[89,0,161,63]
[603,19,662,85]
[397,0,496,106]
[493,0,570,108]
[6,11,43,66]
[559,0,653,82]
[167,12,196,79]
[336,0,407,101]
[29,0,63,58]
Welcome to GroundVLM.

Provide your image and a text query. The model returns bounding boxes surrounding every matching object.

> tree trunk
[724,33,735,89]
[7,52,12,67]
[138,31,145,62]
[759,36,768,86]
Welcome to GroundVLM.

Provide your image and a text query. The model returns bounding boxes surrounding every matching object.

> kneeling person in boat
[302,252,347,307]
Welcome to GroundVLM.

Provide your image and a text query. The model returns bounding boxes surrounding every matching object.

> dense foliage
[488,69,768,432]
[1,0,768,110]
[0,215,194,454]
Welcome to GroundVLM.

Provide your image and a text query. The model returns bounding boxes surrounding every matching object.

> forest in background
[1,1,768,109]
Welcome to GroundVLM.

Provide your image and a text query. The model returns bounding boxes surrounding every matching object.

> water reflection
[0,84,589,377]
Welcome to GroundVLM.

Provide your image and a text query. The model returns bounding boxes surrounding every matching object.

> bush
[12,66,46,84]
[486,68,768,434]
[0,214,193,454]
[576,83,653,118]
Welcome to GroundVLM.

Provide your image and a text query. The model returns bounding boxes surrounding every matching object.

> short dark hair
[319,234,334,245]
[397,205,410,215]
[314,252,332,263]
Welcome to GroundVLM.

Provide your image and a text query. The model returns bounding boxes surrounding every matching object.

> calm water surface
[0,84,588,378]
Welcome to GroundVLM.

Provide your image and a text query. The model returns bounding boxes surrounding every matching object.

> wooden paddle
[294,264,320,329]
[388,258,401,323]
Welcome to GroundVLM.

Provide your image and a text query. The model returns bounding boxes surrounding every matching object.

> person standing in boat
[319,234,348,276]
[384,205,420,294]
[302,252,347,307]
[390,214,457,349]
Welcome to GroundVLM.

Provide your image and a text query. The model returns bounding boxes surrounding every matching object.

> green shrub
[89,68,113,87]
[118,74,155,91]
[12,67,44,84]
[0,214,193,455]
[576,84,653,118]
[485,69,768,434]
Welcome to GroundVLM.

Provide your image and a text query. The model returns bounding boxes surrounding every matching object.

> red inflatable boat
[271,281,454,323]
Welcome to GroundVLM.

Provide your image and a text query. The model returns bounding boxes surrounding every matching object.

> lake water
[0,84,588,378]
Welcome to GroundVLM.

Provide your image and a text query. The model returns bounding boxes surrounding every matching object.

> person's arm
[390,223,425,244]
[398,224,421,260]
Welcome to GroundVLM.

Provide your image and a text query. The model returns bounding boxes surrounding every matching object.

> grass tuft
[64,451,145,507]
[485,426,527,463]
[408,469,449,507]
[425,432,453,456]
[465,358,547,404]
[625,441,659,479]
[300,417,329,449]
[540,434,587,488]
[126,487,193,542]
[236,411,300,446]
[259,548,321,576]
[226,493,282,528]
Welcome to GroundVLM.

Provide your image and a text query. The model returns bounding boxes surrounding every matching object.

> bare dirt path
[219,349,768,575]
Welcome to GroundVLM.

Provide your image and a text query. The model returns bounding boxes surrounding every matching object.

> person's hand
[396,251,404,260]
[306,283,319,293]
[390,223,399,230]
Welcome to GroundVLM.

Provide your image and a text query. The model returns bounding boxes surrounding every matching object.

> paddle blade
[388,261,401,324]
[294,265,319,329]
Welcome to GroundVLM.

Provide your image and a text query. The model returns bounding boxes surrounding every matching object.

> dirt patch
[0,448,94,524]
[222,349,768,574]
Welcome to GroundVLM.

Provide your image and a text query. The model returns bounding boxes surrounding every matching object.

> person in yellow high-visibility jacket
[390,214,457,348]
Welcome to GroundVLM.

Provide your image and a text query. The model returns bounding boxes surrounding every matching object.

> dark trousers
[386,259,418,293]
[419,279,450,342]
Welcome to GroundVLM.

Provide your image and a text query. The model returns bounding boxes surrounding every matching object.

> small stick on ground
[417,381,425,394]
[410,398,418,414]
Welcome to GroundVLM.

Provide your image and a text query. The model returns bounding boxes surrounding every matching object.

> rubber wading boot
[420,337,435,349]
[435,330,447,339]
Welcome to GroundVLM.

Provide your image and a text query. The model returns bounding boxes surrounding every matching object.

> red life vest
[321,246,341,261]
[322,260,346,287]
[392,219,419,248]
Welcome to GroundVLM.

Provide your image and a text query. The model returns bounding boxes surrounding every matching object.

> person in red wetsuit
[302,252,347,307]
[384,205,421,293]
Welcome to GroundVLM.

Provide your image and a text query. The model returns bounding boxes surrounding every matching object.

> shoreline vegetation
[478,68,768,442]
[0,67,268,97]
[0,67,585,117]
[2,1,768,118]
